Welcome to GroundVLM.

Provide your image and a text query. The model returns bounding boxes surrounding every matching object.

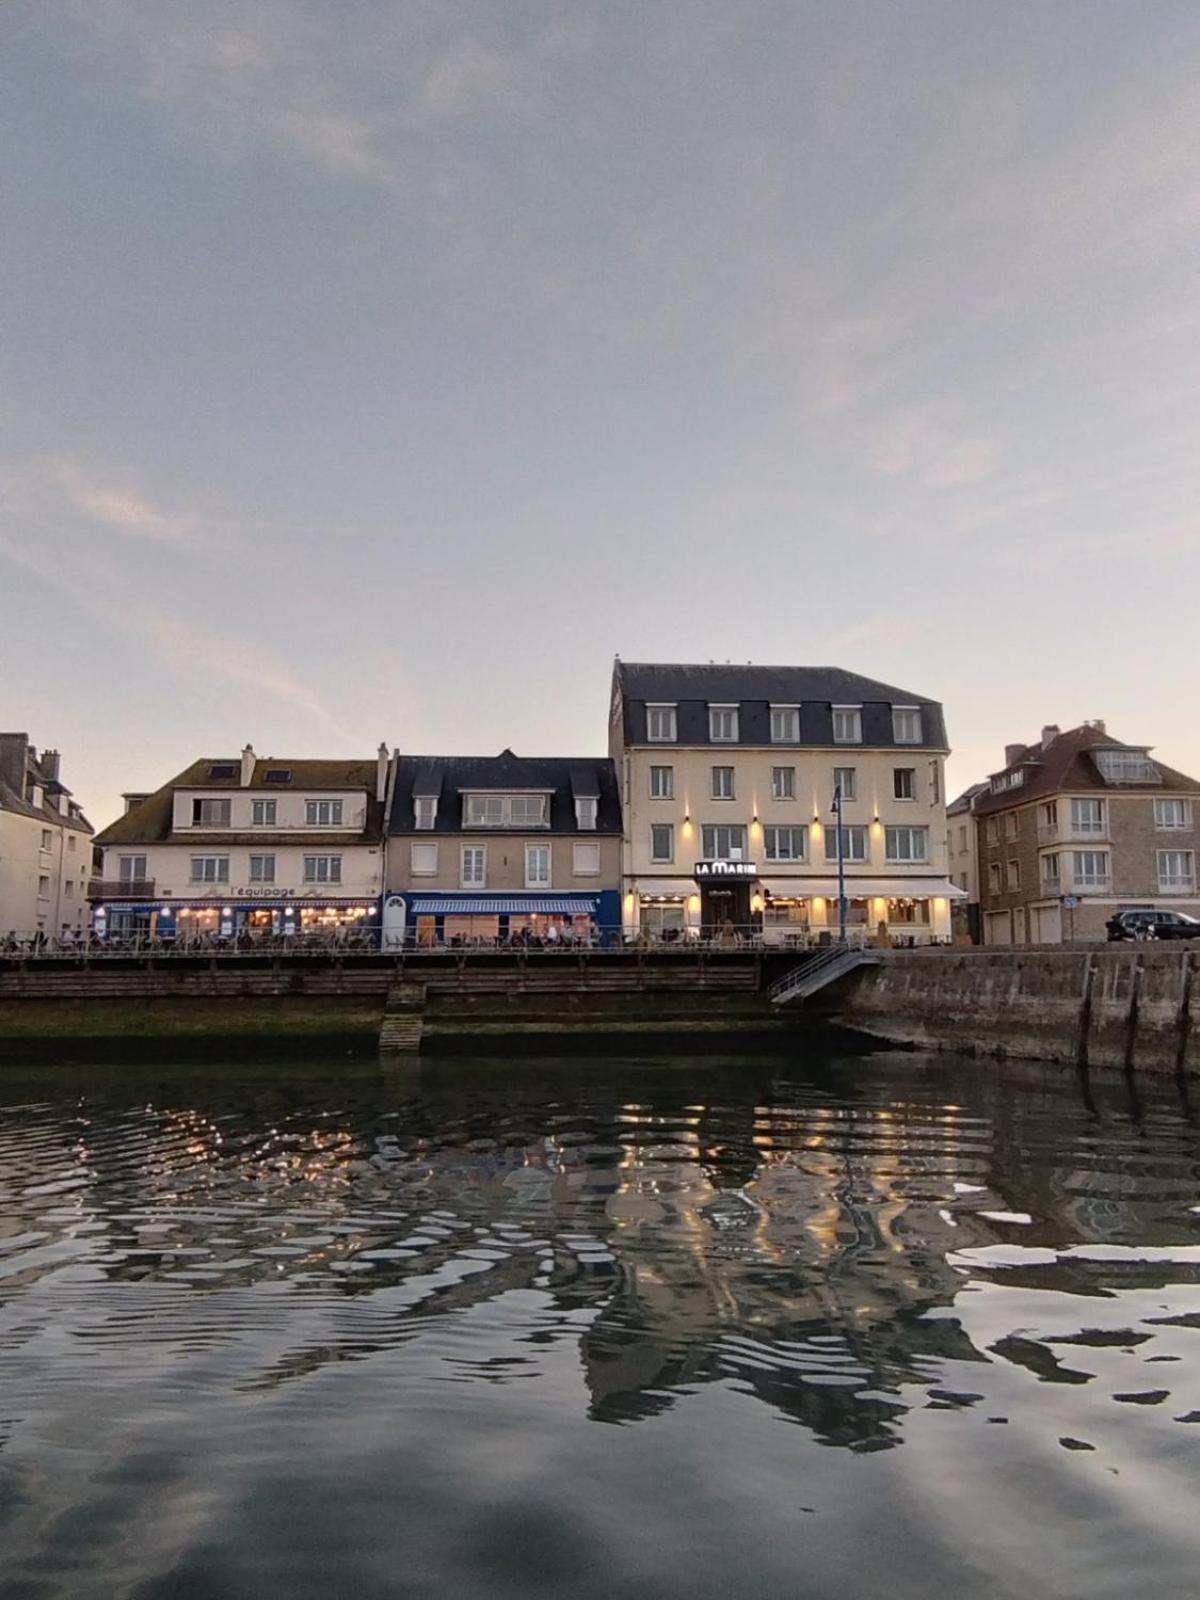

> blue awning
[409,896,599,915]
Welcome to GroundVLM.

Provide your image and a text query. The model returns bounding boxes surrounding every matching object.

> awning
[409,896,599,915]
[760,877,967,900]
[631,878,697,899]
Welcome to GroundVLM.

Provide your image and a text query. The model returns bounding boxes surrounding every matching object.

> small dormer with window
[1092,748,1161,785]
[461,792,551,829]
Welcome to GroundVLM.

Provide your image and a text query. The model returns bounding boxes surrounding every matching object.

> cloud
[870,410,998,488]
[2,456,200,543]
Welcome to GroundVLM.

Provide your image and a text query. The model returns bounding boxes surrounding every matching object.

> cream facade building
[0,733,93,939]
[609,662,961,943]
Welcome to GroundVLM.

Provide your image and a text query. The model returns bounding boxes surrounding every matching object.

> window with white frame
[832,706,862,744]
[1072,850,1110,888]
[1095,749,1160,784]
[190,855,229,883]
[574,797,598,830]
[303,855,342,883]
[988,862,1002,893]
[37,875,49,897]
[525,844,551,887]
[702,823,747,860]
[649,765,674,800]
[770,705,800,743]
[957,825,967,851]
[893,768,915,801]
[764,825,807,862]
[709,705,739,742]
[1007,859,1021,890]
[1070,798,1104,834]
[892,707,923,744]
[772,766,796,801]
[833,766,857,802]
[650,823,674,863]
[305,799,343,827]
[118,854,147,883]
[251,799,277,826]
[573,843,600,875]
[824,824,868,862]
[1158,849,1195,892]
[711,766,735,800]
[885,825,929,863]
[410,843,438,876]
[67,835,76,852]
[414,796,438,830]
[1042,853,1060,885]
[191,798,231,827]
[461,845,486,887]
[464,794,548,828]
[646,704,677,742]
[40,828,52,849]
[1154,798,1193,830]
[249,854,275,884]
[1041,801,1058,831]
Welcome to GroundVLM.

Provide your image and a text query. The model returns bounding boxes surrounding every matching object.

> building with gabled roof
[0,733,94,940]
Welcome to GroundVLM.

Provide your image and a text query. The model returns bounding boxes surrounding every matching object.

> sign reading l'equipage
[694,860,758,882]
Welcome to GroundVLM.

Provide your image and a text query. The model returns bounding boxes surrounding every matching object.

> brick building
[969,722,1200,944]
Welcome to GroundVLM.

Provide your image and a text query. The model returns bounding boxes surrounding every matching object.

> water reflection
[1,1053,1200,1596]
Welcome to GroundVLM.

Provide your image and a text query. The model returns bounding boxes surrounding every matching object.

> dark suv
[1107,909,1200,941]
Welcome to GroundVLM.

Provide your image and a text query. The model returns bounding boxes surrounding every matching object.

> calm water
[1,1051,1200,1598]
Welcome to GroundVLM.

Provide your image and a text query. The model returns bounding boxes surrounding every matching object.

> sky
[3,0,1199,830]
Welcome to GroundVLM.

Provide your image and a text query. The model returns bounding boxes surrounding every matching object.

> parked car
[1106,909,1200,941]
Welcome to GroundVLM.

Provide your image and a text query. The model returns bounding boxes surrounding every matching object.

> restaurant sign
[693,860,758,882]
[233,886,297,899]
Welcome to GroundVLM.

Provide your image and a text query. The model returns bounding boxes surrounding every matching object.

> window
[988,863,1002,893]
[892,707,923,744]
[575,797,598,831]
[1042,853,1060,885]
[709,705,739,742]
[833,767,857,802]
[249,854,276,884]
[824,825,868,862]
[957,825,967,851]
[461,846,486,887]
[702,823,748,860]
[251,799,277,826]
[1041,801,1058,831]
[40,828,52,849]
[263,768,292,784]
[650,823,675,863]
[832,706,862,744]
[893,768,915,801]
[885,826,929,863]
[1006,859,1021,890]
[573,843,600,875]
[67,835,76,852]
[711,766,735,800]
[305,800,344,827]
[37,874,50,897]
[770,705,800,743]
[1072,850,1110,888]
[415,796,438,830]
[410,843,438,876]
[192,798,231,827]
[764,825,807,862]
[464,794,548,828]
[1005,812,1020,839]
[207,763,238,780]
[1070,798,1104,834]
[525,844,551,888]
[303,855,342,884]
[772,766,796,801]
[190,855,230,883]
[65,882,73,896]
[649,765,674,800]
[1155,798,1192,830]
[929,761,941,804]
[1095,750,1160,784]
[646,704,677,742]
[985,818,999,845]
[118,855,147,884]
[1158,850,1195,892]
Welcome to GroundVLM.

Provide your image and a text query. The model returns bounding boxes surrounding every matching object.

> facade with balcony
[0,733,94,939]
[608,661,962,944]
[89,744,388,940]
[382,750,622,946]
[971,722,1200,944]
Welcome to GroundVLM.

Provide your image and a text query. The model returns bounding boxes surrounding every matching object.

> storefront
[384,892,621,949]
[91,897,380,942]
[758,877,964,945]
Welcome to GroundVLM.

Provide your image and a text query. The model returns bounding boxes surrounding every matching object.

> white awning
[631,878,696,899]
[761,876,967,900]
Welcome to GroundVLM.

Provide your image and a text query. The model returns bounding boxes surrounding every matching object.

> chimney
[1004,744,1024,768]
[0,733,30,795]
[122,792,150,815]
[1041,724,1060,750]
[40,749,61,782]
[1090,718,1106,735]
[376,742,390,803]
[240,743,255,786]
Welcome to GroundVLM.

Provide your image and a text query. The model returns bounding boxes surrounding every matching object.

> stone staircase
[379,980,427,1055]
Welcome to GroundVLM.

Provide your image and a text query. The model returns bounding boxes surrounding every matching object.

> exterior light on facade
[687,894,701,913]
[751,893,764,913]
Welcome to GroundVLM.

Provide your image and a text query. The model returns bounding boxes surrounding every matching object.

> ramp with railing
[768,944,881,1007]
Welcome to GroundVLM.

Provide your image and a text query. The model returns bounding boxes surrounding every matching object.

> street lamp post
[832,784,847,943]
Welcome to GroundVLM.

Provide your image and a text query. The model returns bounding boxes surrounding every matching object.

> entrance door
[1035,904,1062,945]
[701,882,751,937]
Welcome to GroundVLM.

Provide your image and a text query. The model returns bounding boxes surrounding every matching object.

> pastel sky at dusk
[3,0,1199,829]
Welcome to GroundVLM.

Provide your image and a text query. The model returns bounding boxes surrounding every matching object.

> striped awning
[409,896,599,915]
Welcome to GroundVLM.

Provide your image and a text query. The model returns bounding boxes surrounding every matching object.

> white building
[90,744,388,941]
[608,662,962,944]
[0,733,94,940]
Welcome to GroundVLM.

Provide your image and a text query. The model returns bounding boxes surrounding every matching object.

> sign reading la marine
[693,860,758,882]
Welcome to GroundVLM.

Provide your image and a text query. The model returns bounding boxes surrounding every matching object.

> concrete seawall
[832,947,1198,1074]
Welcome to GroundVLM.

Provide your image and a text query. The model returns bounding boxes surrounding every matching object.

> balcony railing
[87,879,155,899]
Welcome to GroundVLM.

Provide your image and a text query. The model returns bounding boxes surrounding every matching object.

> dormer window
[832,706,862,744]
[575,797,597,831]
[770,705,800,743]
[1094,749,1161,784]
[415,796,438,830]
[207,763,238,781]
[192,798,231,826]
[464,793,549,828]
[892,707,922,744]
[709,705,739,742]
[305,799,343,826]
[646,704,677,742]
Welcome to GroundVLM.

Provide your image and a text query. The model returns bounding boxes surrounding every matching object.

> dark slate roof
[612,661,946,750]
[970,725,1200,817]
[94,758,385,846]
[0,780,93,835]
[388,753,622,835]
[947,782,989,817]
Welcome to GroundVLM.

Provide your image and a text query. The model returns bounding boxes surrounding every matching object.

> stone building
[0,733,94,939]
[970,722,1200,944]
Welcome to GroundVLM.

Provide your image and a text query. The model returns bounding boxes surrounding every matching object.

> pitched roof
[0,779,93,835]
[970,725,1200,816]
[388,753,622,834]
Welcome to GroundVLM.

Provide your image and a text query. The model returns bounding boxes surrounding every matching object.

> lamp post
[831,783,847,943]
